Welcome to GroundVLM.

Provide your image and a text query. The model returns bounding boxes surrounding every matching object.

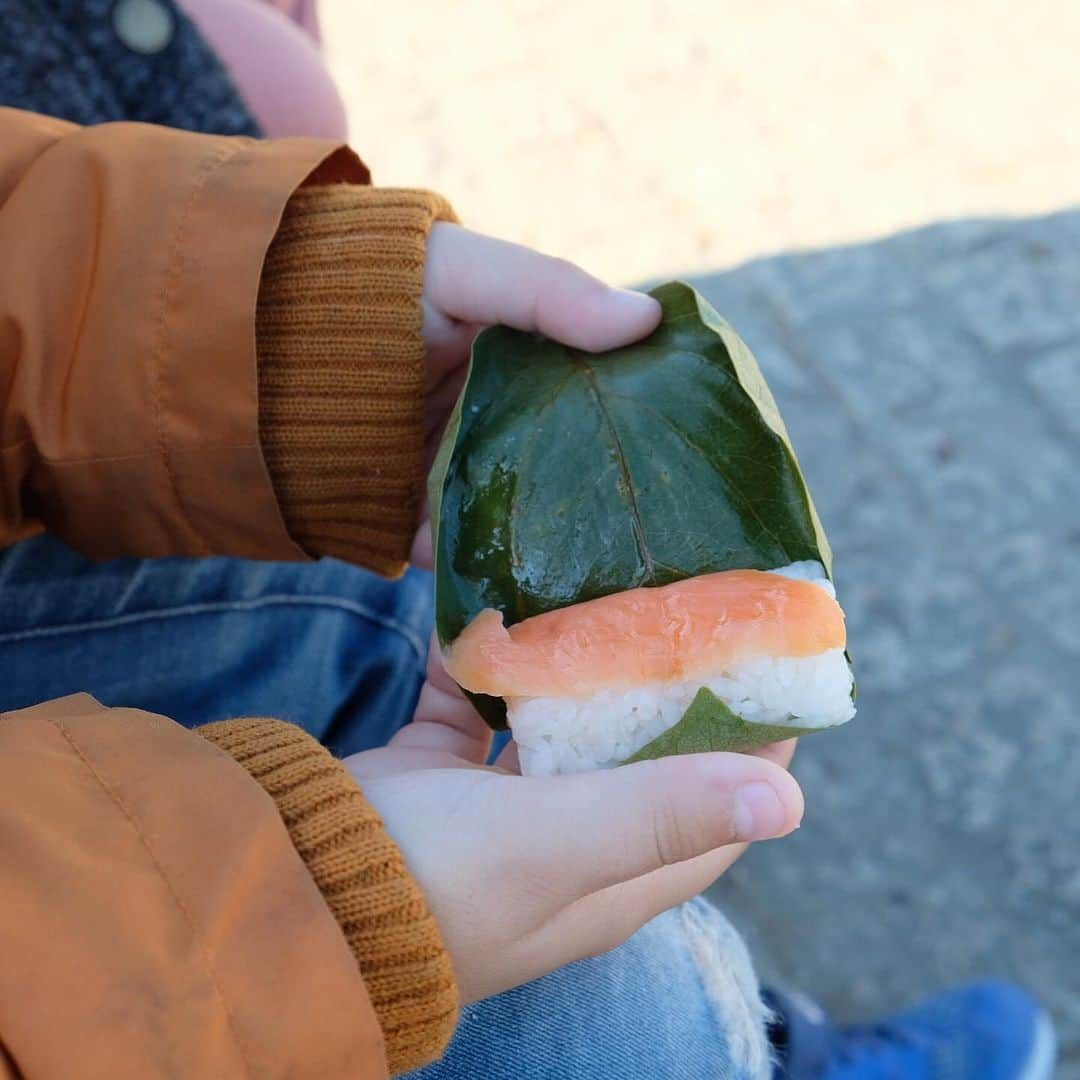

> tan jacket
[0,107,458,1077]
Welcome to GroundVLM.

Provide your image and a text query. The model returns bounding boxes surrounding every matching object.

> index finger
[424,223,661,352]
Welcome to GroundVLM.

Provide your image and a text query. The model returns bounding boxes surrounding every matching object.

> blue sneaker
[766,980,1056,1080]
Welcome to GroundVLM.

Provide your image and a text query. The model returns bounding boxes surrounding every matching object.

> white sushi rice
[508,561,855,776]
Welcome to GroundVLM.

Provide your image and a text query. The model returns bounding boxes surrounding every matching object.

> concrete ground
[321,3,1080,1071]
[694,212,1080,1075]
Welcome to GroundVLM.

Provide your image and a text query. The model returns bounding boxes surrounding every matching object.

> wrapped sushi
[444,562,853,776]
[430,282,854,776]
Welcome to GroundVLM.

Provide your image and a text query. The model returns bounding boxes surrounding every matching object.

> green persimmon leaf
[430,280,843,738]
[623,689,822,764]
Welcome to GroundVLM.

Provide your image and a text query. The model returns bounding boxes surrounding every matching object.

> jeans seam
[680,900,773,1080]
[0,594,428,661]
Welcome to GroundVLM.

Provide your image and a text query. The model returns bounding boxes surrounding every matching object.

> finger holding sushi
[422,223,661,379]
[346,731,802,1003]
[751,737,799,770]
[411,225,662,568]
[416,222,663,473]
[540,736,798,954]
[387,634,496,764]
[501,753,804,891]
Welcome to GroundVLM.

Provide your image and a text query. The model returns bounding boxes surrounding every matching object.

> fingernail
[610,287,659,312]
[733,782,788,841]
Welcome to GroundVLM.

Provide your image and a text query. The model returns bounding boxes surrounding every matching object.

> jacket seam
[4,440,259,467]
[33,444,260,467]
[0,1035,21,1079]
[148,143,243,557]
[48,714,254,1079]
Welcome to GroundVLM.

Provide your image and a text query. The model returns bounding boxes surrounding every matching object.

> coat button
[112,0,176,55]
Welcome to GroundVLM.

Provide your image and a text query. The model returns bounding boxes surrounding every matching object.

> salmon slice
[443,569,847,699]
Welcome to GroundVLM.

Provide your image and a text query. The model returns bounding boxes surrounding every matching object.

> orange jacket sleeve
[0,107,454,576]
[0,109,462,1072]
[0,698,458,1076]
[0,697,388,1077]
[0,106,358,561]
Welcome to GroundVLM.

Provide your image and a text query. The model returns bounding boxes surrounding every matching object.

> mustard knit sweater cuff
[256,185,458,577]
[198,718,459,1075]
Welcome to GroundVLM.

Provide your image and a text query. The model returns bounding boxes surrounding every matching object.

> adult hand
[411,224,662,567]
[345,644,803,1004]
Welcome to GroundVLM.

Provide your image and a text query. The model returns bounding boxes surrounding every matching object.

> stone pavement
[691,210,1080,1074]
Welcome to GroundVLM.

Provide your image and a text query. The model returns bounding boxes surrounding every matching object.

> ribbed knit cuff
[198,718,459,1075]
[256,185,457,577]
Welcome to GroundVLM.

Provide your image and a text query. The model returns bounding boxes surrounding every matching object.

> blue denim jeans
[0,534,771,1080]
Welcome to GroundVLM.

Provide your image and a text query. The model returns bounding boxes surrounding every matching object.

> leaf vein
[572,352,657,583]
[606,390,790,557]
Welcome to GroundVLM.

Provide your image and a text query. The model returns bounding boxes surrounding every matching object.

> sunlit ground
[323,0,1080,284]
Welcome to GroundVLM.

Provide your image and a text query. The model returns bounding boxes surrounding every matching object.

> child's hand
[411,224,662,568]
[345,644,803,1005]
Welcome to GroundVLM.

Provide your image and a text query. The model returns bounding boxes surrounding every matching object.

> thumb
[425,223,661,352]
[495,752,804,906]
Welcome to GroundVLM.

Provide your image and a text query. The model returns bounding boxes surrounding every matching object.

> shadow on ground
[691,211,1080,1075]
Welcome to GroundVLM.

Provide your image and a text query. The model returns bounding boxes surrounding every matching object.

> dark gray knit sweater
[1,0,260,135]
